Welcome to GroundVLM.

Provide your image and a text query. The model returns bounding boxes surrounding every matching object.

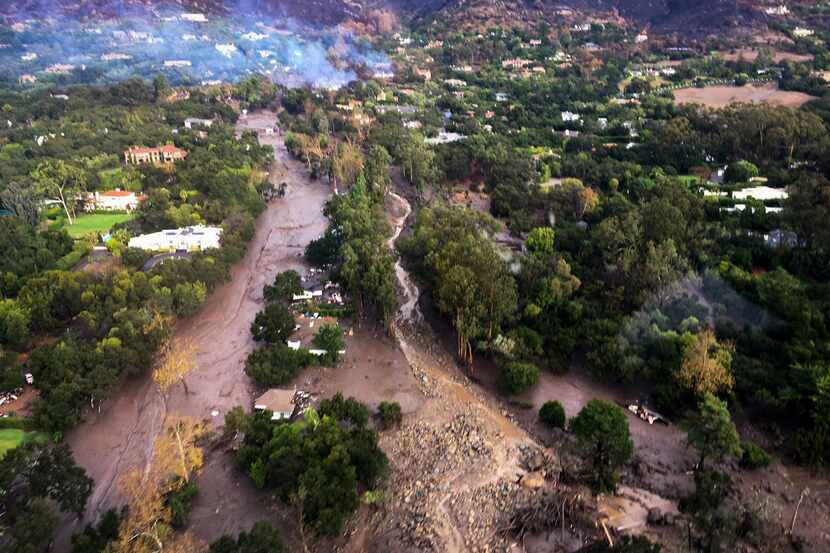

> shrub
[740,440,772,470]
[724,160,759,183]
[166,480,199,528]
[539,400,566,429]
[499,361,540,395]
[121,247,152,270]
[209,520,285,553]
[0,416,34,430]
[377,401,402,429]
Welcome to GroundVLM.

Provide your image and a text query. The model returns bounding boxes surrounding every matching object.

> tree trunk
[58,188,74,225]
[174,423,189,483]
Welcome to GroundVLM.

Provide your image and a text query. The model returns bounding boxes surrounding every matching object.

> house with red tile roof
[123,144,187,165]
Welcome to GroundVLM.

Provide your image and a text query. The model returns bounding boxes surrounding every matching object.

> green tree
[245,344,314,387]
[264,271,303,304]
[173,281,207,317]
[153,74,170,102]
[71,508,122,553]
[399,132,436,192]
[539,400,566,429]
[679,469,734,551]
[0,181,41,227]
[526,227,556,258]
[208,521,285,553]
[377,401,402,429]
[235,403,386,537]
[312,323,345,365]
[0,299,30,348]
[223,406,250,440]
[364,145,392,199]
[569,399,634,491]
[251,303,295,344]
[0,442,93,552]
[687,393,742,470]
[31,160,87,225]
[319,393,369,427]
[499,361,540,395]
[724,160,759,183]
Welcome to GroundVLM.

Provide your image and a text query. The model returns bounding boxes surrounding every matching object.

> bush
[499,361,540,395]
[121,247,152,270]
[0,416,34,430]
[166,480,199,528]
[724,160,759,183]
[377,401,402,429]
[54,243,92,271]
[740,440,772,470]
[539,400,566,429]
[209,520,285,553]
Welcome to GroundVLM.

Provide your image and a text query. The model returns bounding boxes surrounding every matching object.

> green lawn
[0,429,48,458]
[677,175,701,186]
[66,213,134,238]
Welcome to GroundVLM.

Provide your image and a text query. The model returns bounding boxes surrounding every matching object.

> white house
[184,118,214,129]
[181,13,208,22]
[254,389,296,420]
[561,111,582,123]
[128,226,222,252]
[85,190,144,211]
[793,27,814,38]
[426,131,466,145]
[733,186,788,201]
[765,5,789,15]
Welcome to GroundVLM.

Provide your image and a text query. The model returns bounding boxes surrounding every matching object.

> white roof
[128,225,222,251]
[733,186,788,201]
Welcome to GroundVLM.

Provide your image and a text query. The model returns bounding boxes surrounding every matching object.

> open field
[715,48,813,63]
[0,428,47,458]
[65,213,134,238]
[673,83,818,108]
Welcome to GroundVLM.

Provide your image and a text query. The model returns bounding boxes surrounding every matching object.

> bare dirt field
[673,83,817,108]
[716,48,812,63]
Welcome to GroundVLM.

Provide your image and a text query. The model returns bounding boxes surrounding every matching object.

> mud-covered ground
[57,113,830,553]
[58,111,331,548]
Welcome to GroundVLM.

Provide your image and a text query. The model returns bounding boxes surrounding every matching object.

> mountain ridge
[0,0,783,35]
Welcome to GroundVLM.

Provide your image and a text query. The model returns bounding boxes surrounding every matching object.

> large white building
[733,186,788,201]
[85,190,144,212]
[128,226,222,252]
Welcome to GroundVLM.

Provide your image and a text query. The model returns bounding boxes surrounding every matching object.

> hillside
[392,0,770,35]
[0,0,773,34]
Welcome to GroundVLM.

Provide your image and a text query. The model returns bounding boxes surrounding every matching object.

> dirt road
[59,111,331,547]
